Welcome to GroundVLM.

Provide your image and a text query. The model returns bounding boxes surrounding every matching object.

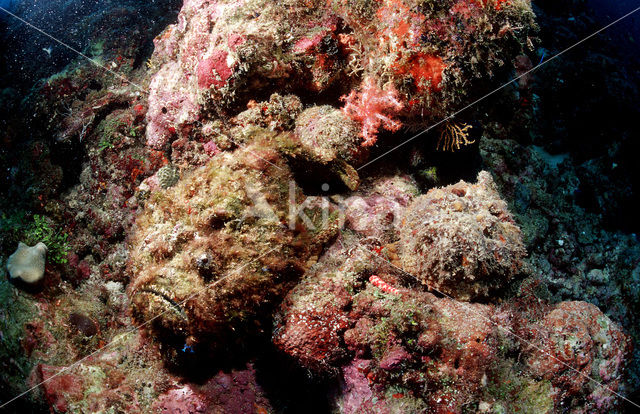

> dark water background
[0,0,182,93]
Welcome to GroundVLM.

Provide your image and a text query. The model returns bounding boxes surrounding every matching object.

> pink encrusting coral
[197,49,234,89]
[142,0,537,155]
[341,78,404,146]
[146,62,200,150]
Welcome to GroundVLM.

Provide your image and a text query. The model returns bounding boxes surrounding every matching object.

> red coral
[341,77,404,147]
[394,53,446,92]
[197,50,233,89]
[132,104,146,119]
[227,33,246,51]
[35,365,84,413]
[375,0,424,44]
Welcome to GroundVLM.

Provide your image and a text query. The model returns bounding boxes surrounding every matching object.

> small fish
[43,46,52,57]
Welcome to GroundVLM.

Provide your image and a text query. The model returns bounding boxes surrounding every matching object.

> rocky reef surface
[1,0,639,413]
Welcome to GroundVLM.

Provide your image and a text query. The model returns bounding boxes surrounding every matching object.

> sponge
[6,242,47,284]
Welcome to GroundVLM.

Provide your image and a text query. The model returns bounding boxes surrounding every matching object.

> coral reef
[0,276,42,409]
[479,133,640,404]
[523,301,630,412]
[1,0,639,412]
[399,171,527,301]
[145,0,537,152]
[274,230,631,413]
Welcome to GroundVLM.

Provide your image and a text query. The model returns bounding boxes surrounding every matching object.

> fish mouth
[133,287,188,322]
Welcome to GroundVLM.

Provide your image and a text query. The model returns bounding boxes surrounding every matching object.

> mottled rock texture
[146,0,537,150]
[400,171,526,300]
[274,233,632,413]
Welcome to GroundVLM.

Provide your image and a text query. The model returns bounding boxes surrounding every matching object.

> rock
[6,242,48,284]
[152,364,273,414]
[378,346,411,371]
[35,364,84,413]
[586,268,608,284]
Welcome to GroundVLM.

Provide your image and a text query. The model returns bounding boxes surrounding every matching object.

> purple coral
[153,385,207,414]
